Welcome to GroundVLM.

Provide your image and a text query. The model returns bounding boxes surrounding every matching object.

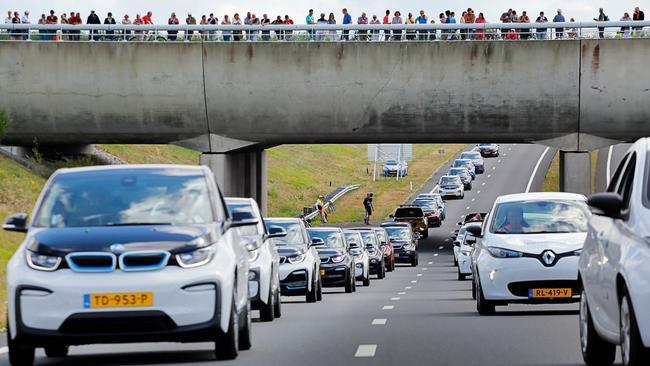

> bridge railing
[1,21,649,42]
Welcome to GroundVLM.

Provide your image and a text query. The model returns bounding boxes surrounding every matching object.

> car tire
[352,275,357,292]
[476,278,495,315]
[238,301,252,351]
[453,256,458,266]
[457,270,466,281]
[471,279,477,300]
[378,261,386,279]
[620,290,650,366]
[345,270,354,293]
[215,294,239,360]
[411,255,417,267]
[307,276,319,303]
[273,290,282,318]
[8,326,35,366]
[579,289,615,366]
[316,278,323,301]
[363,273,370,286]
[259,286,275,322]
[421,231,428,239]
[45,345,69,358]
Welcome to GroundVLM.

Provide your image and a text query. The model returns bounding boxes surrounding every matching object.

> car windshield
[490,200,590,234]
[374,230,387,244]
[385,160,398,165]
[359,231,378,247]
[266,221,306,247]
[479,143,492,147]
[413,200,436,210]
[33,170,214,228]
[384,227,411,241]
[226,202,260,236]
[308,230,346,249]
[344,232,362,248]
[440,176,459,185]
[461,152,481,159]
[449,168,466,176]
[394,207,423,218]
[453,160,470,167]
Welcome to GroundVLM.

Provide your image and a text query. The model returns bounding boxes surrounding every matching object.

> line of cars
[437,145,496,200]
[446,139,650,366]
[0,164,422,365]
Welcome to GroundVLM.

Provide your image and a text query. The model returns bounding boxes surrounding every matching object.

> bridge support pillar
[559,151,591,196]
[200,150,268,215]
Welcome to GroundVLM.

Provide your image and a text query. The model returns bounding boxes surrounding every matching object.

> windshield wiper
[103,222,172,227]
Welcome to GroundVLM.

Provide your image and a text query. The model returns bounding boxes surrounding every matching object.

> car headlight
[331,255,345,263]
[26,251,61,271]
[248,249,260,262]
[176,247,214,268]
[487,247,523,258]
[288,254,305,264]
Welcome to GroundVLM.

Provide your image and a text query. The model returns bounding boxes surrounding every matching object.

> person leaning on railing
[357,12,368,41]
[232,13,243,41]
[167,12,179,41]
[121,14,131,40]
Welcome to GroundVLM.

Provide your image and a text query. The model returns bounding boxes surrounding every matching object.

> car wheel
[345,270,354,293]
[378,261,386,279]
[476,277,495,315]
[421,231,428,239]
[8,325,35,366]
[273,290,282,318]
[453,256,458,266]
[352,275,357,292]
[620,291,650,366]
[238,300,252,351]
[457,270,466,281]
[307,277,319,302]
[471,278,477,300]
[45,345,69,358]
[316,278,323,301]
[580,289,615,366]
[259,285,275,322]
[363,273,370,286]
[215,294,239,360]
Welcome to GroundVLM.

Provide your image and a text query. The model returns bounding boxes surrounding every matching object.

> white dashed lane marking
[405,286,412,289]
[417,274,423,277]
[438,246,443,250]
[382,305,394,310]
[487,174,492,178]
[427,261,433,265]
[372,318,387,325]
[355,345,377,358]
[477,190,481,194]
[411,280,418,283]
[398,292,406,295]
[422,268,428,271]
[466,206,470,210]
[482,182,486,186]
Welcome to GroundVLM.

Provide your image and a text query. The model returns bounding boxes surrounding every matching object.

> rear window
[395,207,424,217]
[461,152,481,159]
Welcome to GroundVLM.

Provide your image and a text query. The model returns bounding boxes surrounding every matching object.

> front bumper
[279,269,309,295]
[393,247,417,263]
[320,264,349,287]
[426,216,441,227]
[480,150,498,157]
[368,257,383,274]
[477,255,580,303]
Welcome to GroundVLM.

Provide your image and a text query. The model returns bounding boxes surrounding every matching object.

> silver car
[438,175,464,199]
[460,151,485,174]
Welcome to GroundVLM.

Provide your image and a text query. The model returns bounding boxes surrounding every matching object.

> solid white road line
[391,297,401,301]
[405,286,412,289]
[398,292,406,295]
[372,318,387,325]
[417,274,423,277]
[0,347,7,355]
[526,146,550,193]
[355,345,377,357]
[382,305,394,310]
[606,145,614,187]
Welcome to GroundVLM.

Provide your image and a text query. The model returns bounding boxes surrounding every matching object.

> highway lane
[594,144,633,193]
[0,143,597,366]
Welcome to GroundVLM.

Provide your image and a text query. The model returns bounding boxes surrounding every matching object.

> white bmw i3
[4,165,254,365]
[470,192,589,315]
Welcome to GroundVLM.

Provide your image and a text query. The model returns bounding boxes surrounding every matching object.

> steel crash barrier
[0,21,649,42]
[302,184,361,221]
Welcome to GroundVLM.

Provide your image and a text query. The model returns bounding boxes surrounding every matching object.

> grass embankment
[99,144,200,165]
[267,144,465,223]
[541,151,599,193]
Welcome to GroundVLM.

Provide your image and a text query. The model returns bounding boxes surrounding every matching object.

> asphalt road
[0,143,618,366]
[594,144,632,193]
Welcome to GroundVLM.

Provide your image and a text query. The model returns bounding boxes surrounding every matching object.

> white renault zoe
[4,165,253,365]
[470,192,589,315]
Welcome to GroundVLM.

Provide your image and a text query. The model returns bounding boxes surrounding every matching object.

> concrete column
[200,150,268,215]
[559,151,591,196]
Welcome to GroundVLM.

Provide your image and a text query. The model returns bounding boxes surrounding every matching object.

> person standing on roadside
[553,9,565,39]
[535,11,548,40]
[363,193,374,225]
[633,7,644,36]
[405,12,416,40]
[233,13,243,41]
[316,195,328,223]
[392,11,403,41]
[20,10,30,40]
[518,11,531,40]
[86,10,100,41]
[121,14,131,40]
[186,13,196,41]
[620,12,633,38]
[594,8,609,38]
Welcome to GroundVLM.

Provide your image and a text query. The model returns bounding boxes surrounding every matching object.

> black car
[348,228,386,279]
[475,143,500,157]
[307,227,356,293]
[380,222,419,267]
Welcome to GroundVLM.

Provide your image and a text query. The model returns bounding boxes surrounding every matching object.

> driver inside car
[497,206,529,234]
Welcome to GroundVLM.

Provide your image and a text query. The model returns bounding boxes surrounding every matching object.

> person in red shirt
[283,15,293,40]
[142,11,153,24]
[382,9,390,40]
[45,10,58,40]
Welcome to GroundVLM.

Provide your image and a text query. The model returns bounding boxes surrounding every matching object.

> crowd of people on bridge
[2,6,646,41]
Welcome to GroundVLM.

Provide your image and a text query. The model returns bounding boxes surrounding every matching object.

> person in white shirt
[5,10,12,24]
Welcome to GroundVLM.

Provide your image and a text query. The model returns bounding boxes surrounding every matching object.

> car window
[344,233,361,248]
[308,230,346,249]
[490,200,590,234]
[608,153,630,193]
[617,153,636,211]
[359,231,378,247]
[266,221,307,247]
[440,176,459,185]
[384,226,411,241]
[34,172,214,228]
[395,207,424,217]
[227,202,261,236]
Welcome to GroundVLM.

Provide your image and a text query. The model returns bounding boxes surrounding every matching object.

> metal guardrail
[1,21,649,42]
[303,184,361,221]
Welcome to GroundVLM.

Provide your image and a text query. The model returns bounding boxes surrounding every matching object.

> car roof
[225,197,255,204]
[265,217,303,223]
[308,227,343,232]
[380,222,411,227]
[495,192,587,204]
[441,175,460,179]
[455,158,471,162]
[54,164,207,175]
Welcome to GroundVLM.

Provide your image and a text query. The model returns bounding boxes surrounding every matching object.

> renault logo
[110,244,126,254]
[541,250,556,266]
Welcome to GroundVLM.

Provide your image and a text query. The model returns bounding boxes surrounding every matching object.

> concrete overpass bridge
[1,31,649,209]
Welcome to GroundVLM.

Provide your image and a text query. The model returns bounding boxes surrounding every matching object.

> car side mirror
[3,213,28,233]
[588,193,624,219]
[266,226,287,239]
[310,237,325,247]
[230,218,259,228]
[465,224,483,238]
[453,240,461,247]
[389,214,395,219]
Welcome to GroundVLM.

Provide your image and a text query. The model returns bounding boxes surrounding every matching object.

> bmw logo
[110,243,126,254]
